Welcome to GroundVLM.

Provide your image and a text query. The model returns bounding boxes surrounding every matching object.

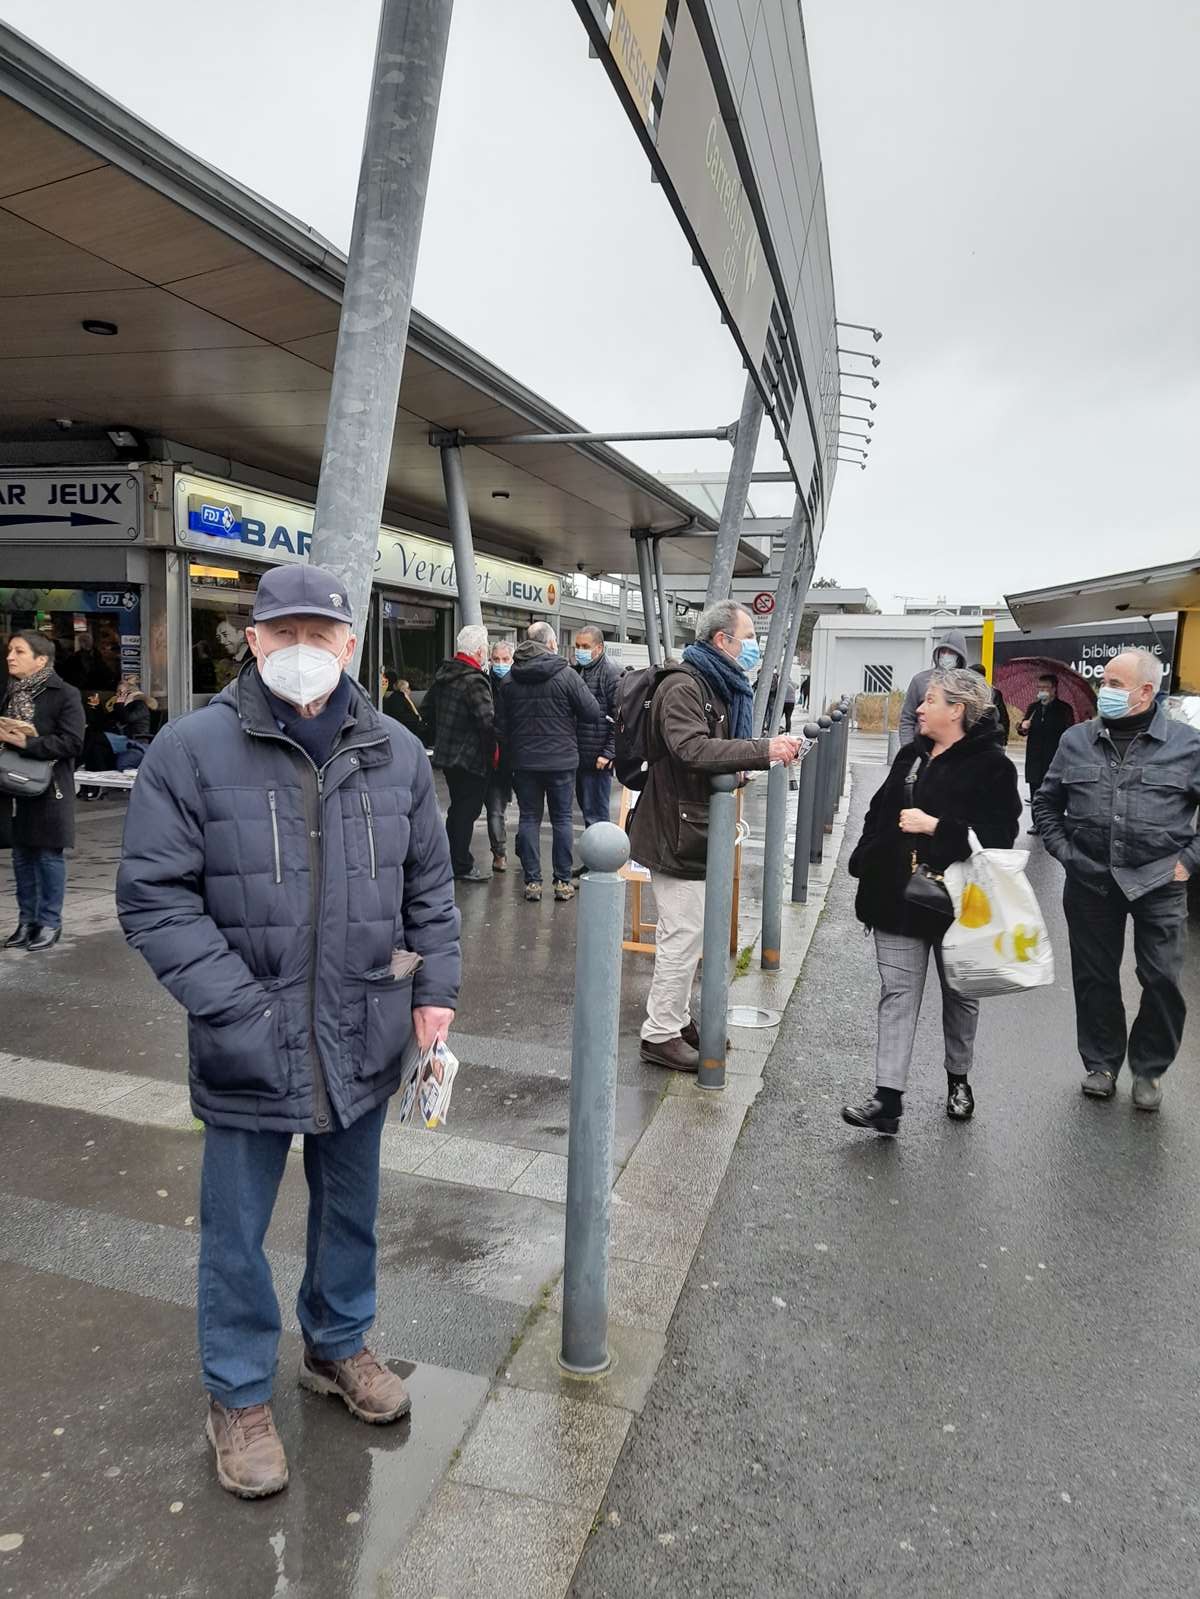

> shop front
[173,472,561,713]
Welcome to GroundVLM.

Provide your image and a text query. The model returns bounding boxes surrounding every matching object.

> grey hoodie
[898,628,968,745]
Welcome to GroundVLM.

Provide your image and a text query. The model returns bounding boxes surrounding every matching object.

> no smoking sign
[751,592,775,616]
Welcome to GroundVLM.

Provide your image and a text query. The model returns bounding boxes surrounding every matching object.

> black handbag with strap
[0,746,54,798]
[901,758,954,920]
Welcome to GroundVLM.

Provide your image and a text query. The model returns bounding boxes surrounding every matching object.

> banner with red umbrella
[994,657,1097,725]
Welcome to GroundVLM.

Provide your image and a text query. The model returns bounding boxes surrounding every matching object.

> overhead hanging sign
[174,474,561,615]
[607,0,668,123]
[0,470,142,541]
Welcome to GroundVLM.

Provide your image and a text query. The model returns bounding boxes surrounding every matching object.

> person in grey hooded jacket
[898,629,969,745]
[116,564,461,1501]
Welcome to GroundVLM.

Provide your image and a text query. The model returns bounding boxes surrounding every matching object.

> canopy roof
[1006,557,1200,633]
[0,22,765,579]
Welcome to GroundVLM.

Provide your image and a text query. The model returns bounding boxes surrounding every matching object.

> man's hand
[1019,720,1031,735]
[899,807,938,836]
[1174,861,1192,884]
[596,756,611,771]
[768,736,802,765]
[413,1005,455,1052]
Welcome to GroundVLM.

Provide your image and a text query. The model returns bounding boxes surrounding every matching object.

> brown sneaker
[553,879,576,902]
[680,1021,732,1051]
[206,1400,288,1499]
[299,1346,411,1424]
[640,1035,700,1072]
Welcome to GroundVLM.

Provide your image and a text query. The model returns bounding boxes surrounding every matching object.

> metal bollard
[809,715,833,865]
[698,773,739,1091]
[760,760,788,970]
[790,723,823,903]
[823,708,844,833]
[837,699,851,805]
[560,822,629,1376]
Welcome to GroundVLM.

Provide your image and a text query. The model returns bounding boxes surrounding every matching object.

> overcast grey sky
[3,0,1196,607]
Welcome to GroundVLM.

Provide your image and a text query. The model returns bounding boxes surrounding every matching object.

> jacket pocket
[675,799,710,867]
[188,998,289,1097]
[358,972,415,1082]
[1062,765,1102,818]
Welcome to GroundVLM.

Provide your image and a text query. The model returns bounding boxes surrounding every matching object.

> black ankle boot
[841,1090,901,1136]
[4,922,33,950]
[946,1076,974,1121]
[26,925,62,952]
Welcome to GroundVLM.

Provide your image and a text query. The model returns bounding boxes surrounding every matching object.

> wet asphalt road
[571,763,1200,1599]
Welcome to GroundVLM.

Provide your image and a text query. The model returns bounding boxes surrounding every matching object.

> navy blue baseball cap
[252,564,352,626]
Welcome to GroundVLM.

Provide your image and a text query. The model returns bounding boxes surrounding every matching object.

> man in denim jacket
[1034,649,1199,1110]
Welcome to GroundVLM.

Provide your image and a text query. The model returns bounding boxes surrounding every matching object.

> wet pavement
[570,762,1200,1599]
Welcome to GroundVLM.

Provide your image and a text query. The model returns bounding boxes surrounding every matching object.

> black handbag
[0,746,54,798]
[901,759,954,920]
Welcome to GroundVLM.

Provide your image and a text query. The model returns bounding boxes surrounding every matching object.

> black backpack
[613,664,715,790]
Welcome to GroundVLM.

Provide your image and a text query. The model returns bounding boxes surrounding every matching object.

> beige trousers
[642,872,707,1042]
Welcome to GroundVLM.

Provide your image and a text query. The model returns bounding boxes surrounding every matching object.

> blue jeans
[197,1101,388,1407]
[12,846,67,930]
[514,768,575,885]
[575,766,614,830]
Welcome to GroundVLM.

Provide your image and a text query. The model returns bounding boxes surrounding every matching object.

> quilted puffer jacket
[116,664,461,1135]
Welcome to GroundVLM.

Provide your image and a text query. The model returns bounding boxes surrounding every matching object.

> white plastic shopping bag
[940,830,1054,998]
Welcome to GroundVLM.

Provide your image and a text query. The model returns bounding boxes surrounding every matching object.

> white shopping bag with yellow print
[940,831,1054,998]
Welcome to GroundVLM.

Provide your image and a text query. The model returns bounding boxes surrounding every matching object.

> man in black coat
[2,630,85,950]
[421,623,496,883]
[1019,672,1074,831]
[571,625,620,842]
[495,620,602,903]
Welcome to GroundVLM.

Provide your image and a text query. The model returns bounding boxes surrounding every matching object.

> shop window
[379,596,446,705]
[0,584,140,693]
[189,562,260,704]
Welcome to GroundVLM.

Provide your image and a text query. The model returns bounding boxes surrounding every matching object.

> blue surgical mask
[491,662,511,679]
[575,649,594,667]
[1097,685,1131,720]
[737,639,762,673]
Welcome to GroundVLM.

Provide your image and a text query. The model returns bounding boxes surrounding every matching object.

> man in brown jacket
[629,601,802,1071]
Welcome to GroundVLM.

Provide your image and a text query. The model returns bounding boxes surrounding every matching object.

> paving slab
[449,1384,630,1509]
[505,1308,668,1416]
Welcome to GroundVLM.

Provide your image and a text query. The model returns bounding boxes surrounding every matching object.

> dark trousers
[575,765,613,830]
[197,1102,388,1406]
[444,766,488,876]
[1063,876,1189,1078]
[514,768,575,884]
[12,846,68,930]
[486,774,512,858]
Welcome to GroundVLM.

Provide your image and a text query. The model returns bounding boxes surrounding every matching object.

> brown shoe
[680,1021,732,1052]
[299,1346,411,1424]
[492,854,507,873]
[206,1400,288,1499]
[640,1035,700,1073]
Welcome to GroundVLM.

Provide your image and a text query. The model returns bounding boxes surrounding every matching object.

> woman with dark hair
[381,669,425,740]
[843,668,1021,1134]
[1,631,85,950]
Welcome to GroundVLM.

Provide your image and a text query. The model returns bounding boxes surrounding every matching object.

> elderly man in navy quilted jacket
[117,564,460,1501]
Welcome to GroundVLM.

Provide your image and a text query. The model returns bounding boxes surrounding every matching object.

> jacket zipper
[244,725,388,1133]
[361,791,378,879]
[267,790,282,884]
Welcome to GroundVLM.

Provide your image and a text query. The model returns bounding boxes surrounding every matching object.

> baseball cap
[251,564,353,626]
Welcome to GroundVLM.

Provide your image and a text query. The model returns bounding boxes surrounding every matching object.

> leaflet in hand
[397,1038,459,1129]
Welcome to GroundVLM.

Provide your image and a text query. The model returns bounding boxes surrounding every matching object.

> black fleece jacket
[848,721,1022,941]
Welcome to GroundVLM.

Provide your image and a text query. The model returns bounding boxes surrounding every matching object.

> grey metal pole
[772,529,815,723]
[309,0,455,659]
[704,374,765,605]
[838,698,852,804]
[560,821,630,1376]
[617,578,629,643]
[810,715,833,864]
[440,443,482,627]
[752,497,806,735]
[823,708,844,831]
[698,773,739,1091]
[760,760,788,970]
[790,724,823,902]
[651,537,675,657]
[632,536,662,667]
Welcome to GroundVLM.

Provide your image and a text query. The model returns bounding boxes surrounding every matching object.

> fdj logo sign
[97,592,138,612]
[187,495,241,539]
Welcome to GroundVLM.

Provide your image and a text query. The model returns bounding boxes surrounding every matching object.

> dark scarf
[682,641,754,740]
[263,673,353,768]
[3,661,52,723]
